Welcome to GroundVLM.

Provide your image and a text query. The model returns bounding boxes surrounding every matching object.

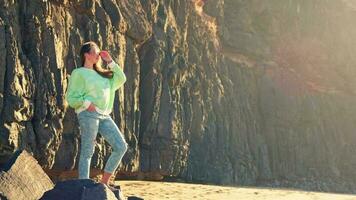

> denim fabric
[77,110,128,179]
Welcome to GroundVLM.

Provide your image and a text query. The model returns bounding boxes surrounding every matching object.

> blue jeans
[77,110,128,179]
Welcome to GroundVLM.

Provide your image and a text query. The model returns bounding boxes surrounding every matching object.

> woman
[65,41,128,185]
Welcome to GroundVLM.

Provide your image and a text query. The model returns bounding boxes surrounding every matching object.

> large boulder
[40,179,125,200]
[0,150,54,200]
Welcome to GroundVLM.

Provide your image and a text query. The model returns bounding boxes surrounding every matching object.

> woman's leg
[77,111,100,179]
[98,116,128,184]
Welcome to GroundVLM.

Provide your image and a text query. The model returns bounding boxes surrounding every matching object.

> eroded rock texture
[1,0,356,194]
[0,150,53,200]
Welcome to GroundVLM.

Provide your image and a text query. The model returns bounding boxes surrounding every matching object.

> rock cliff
[1,0,356,194]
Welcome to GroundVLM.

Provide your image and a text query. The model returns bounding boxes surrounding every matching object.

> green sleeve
[65,70,86,109]
[108,61,127,90]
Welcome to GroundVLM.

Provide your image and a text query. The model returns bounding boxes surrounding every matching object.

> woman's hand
[87,103,96,112]
[99,50,113,64]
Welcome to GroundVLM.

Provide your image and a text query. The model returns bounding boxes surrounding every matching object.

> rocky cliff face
[1,0,356,194]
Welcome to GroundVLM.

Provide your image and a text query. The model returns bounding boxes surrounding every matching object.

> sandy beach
[117,180,356,200]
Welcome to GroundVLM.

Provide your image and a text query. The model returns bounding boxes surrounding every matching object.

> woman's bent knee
[113,141,128,154]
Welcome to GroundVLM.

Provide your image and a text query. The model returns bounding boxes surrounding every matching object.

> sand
[116,180,356,200]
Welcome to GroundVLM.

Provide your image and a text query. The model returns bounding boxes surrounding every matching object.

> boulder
[0,150,54,200]
[40,179,125,200]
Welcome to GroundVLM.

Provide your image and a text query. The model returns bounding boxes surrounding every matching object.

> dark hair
[80,41,113,79]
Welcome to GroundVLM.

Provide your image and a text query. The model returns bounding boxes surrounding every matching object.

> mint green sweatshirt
[65,61,126,115]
